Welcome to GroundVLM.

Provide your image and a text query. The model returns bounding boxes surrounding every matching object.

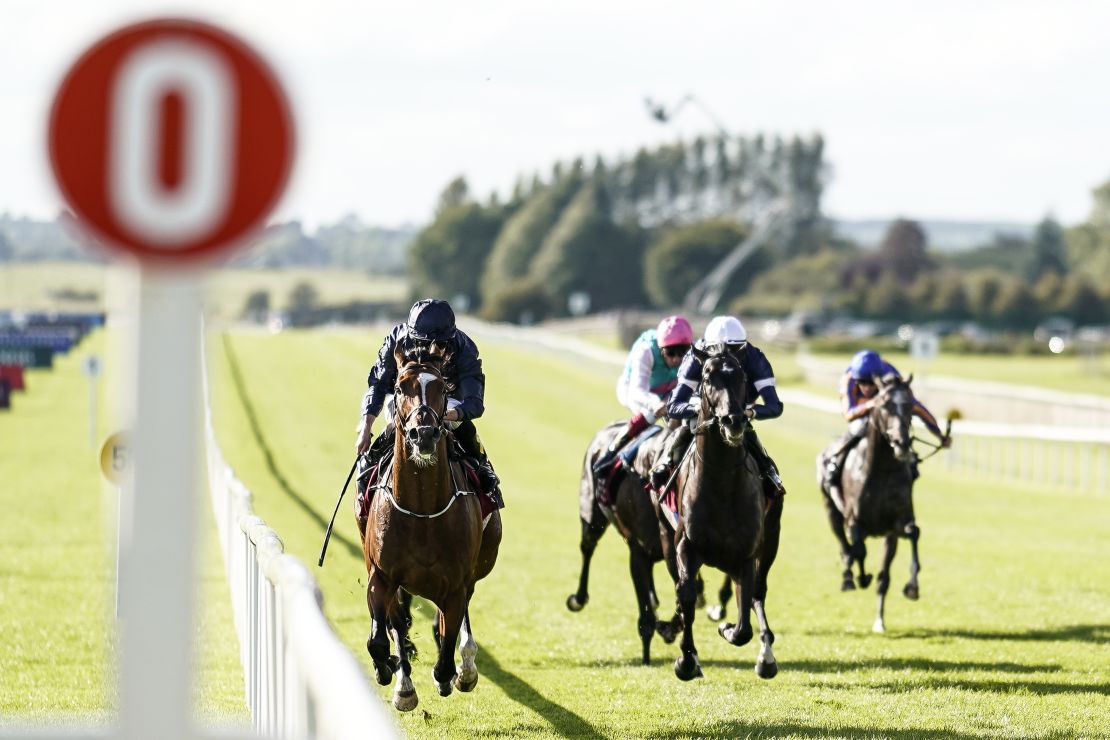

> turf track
[207,328,1110,739]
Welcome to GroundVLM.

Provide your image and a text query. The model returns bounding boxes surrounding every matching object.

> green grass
[208,328,1110,739]
[0,262,406,320]
[0,330,247,726]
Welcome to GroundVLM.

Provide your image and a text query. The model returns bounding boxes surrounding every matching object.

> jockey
[649,315,786,501]
[355,298,500,498]
[591,314,694,475]
[822,349,950,503]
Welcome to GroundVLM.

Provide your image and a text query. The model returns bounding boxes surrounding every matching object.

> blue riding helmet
[407,299,457,342]
[849,350,883,381]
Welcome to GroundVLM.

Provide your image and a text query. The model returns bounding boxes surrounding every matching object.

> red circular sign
[48,19,295,262]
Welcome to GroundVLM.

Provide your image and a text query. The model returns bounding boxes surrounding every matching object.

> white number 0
[109,40,235,247]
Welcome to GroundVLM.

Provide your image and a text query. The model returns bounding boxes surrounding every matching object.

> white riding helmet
[703,315,747,345]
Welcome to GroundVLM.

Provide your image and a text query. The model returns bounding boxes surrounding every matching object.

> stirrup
[650,464,670,491]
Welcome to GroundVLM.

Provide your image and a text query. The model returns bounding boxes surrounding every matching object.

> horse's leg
[432,592,466,697]
[903,521,921,600]
[566,517,608,612]
[654,520,682,645]
[694,572,706,610]
[753,496,782,679]
[628,545,657,665]
[850,520,872,589]
[718,558,755,648]
[672,536,704,681]
[397,589,418,660]
[823,491,856,591]
[453,602,479,692]
[365,567,397,686]
[873,533,898,633]
[707,572,732,622]
[388,597,418,711]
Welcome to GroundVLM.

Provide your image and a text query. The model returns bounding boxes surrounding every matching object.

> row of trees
[409,133,828,321]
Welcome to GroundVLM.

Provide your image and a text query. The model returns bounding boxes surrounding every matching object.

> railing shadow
[222,333,362,561]
[480,647,602,739]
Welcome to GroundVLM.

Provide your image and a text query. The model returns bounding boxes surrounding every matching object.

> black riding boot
[744,429,785,501]
[592,421,636,475]
[454,419,501,500]
[650,424,693,490]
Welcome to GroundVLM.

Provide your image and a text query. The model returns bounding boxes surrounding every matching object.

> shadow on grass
[222,333,362,562]
[803,623,1110,644]
[643,724,974,740]
[480,647,602,739]
[566,655,1064,675]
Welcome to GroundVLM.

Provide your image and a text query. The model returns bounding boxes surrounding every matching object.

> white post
[117,269,201,740]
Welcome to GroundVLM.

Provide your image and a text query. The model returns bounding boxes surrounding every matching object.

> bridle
[394,363,448,438]
[867,379,913,459]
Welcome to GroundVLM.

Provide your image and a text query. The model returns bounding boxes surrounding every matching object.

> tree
[480,171,583,301]
[1027,215,1067,280]
[929,276,971,322]
[286,281,318,314]
[642,219,749,307]
[0,231,12,262]
[1057,276,1107,325]
[436,176,470,214]
[241,289,271,320]
[877,218,929,283]
[990,280,1040,328]
[480,276,554,324]
[528,182,645,314]
[862,274,908,320]
[408,202,504,310]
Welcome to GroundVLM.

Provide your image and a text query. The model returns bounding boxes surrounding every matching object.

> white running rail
[475,322,1110,495]
[203,343,395,740]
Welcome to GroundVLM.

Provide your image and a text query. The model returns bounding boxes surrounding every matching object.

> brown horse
[817,372,921,633]
[665,346,782,682]
[363,342,501,711]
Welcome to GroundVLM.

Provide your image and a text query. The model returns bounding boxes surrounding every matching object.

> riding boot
[745,429,786,502]
[592,413,651,475]
[650,423,693,490]
[454,419,502,503]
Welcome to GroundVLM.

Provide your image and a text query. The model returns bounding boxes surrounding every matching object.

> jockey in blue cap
[822,349,950,505]
[649,315,786,502]
[355,299,501,527]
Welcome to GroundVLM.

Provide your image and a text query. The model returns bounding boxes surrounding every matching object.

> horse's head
[393,341,454,464]
[872,372,914,462]
[695,344,749,447]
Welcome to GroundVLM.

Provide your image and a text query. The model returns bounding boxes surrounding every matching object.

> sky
[4,0,1110,231]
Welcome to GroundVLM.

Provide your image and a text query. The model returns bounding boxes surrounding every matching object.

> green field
[0,330,247,726]
[204,328,1110,739]
[0,262,406,320]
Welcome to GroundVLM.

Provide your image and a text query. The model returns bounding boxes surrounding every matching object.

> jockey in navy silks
[591,315,694,476]
[821,349,950,505]
[649,315,787,502]
[355,299,501,499]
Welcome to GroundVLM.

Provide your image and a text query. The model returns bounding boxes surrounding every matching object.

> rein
[371,449,477,519]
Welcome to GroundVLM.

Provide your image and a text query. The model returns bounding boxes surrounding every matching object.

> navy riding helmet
[407,299,457,342]
[849,349,883,381]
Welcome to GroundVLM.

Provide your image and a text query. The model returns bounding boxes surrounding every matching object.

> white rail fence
[478,322,1110,496]
[204,362,394,739]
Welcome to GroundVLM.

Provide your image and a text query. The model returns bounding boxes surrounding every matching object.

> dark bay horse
[363,343,501,710]
[666,346,782,681]
[566,423,687,665]
[817,373,921,633]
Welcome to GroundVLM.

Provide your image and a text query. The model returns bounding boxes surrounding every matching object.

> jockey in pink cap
[592,315,694,477]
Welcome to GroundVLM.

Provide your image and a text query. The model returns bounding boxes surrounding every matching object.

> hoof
[435,678,453,698]
[718,622,753,646]
[903,583,919,601]
[841,577,856,592]
[565,593,587,612]
[755,660,778,680]
[655,621,679,644]
[367,641,393,686]
[453,672,478,693]
[393,689,418,712]
[872,617,886,634]
[673,655,703,681]
[857,573,873,590]
[706,604,725,622]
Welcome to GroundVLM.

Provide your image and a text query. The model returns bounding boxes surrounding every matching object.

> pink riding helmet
[657,315,694,348]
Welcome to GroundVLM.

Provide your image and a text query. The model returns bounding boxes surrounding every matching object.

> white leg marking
[393,670,417,711]
[457,618,477,683]
[758,638,776,666]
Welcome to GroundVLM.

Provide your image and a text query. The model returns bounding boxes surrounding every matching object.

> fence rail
[204,343,393,739]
